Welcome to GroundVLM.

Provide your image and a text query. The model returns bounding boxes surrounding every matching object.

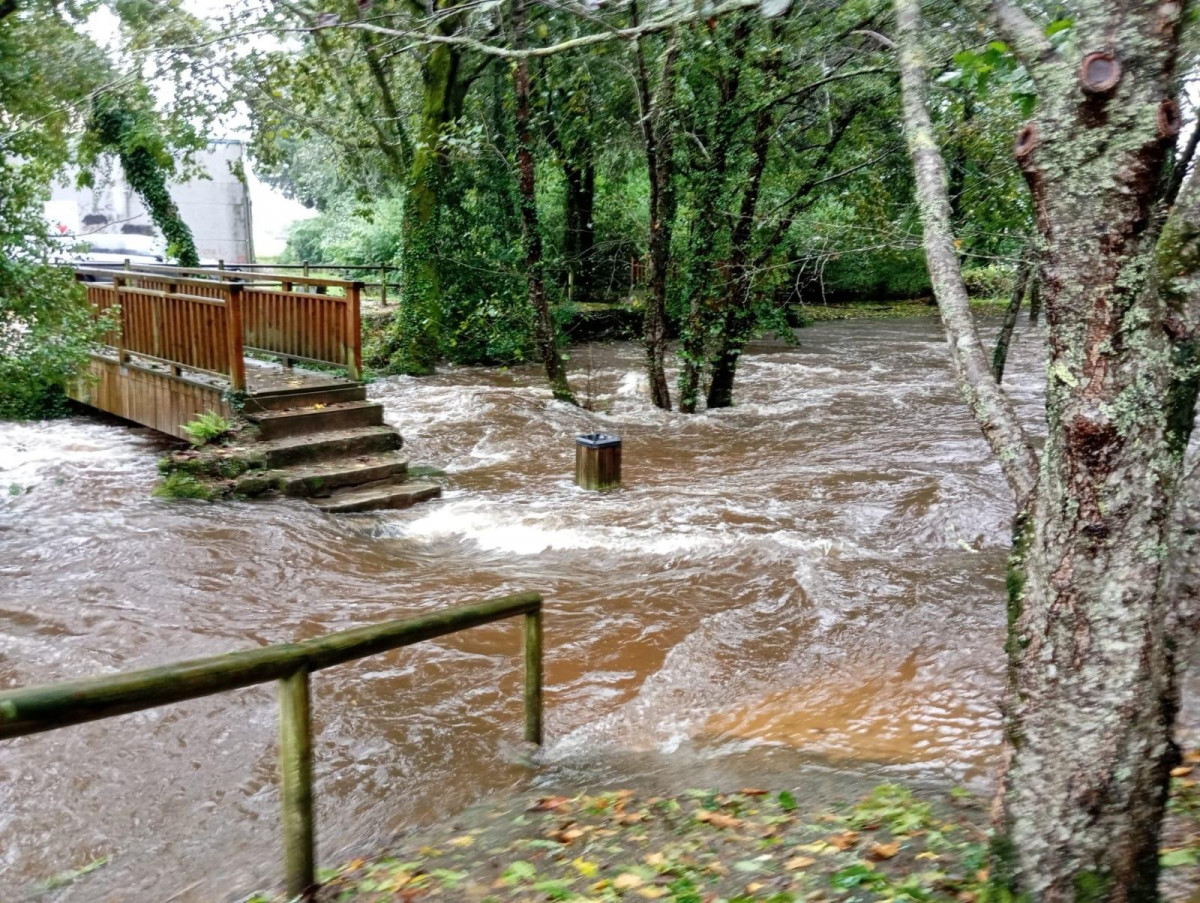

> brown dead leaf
[868,840,901,861]
[1170,765,1194,778]
[643,852,667,868]
[695,810,743,829]
[636,889,668,900]
[529,796,572,812]
[613,873,644,891]
[617,812,646,825]
[829,831,860,850]
[705,862,730,876]
[550,825,586,844]
[746,882,766,893]
[1182,748,1200,764]
[739,788,769,796]
[785,856,816,870]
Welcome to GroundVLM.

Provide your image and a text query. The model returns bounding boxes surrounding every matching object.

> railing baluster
[279,668,315,898]
[524,608,543,745]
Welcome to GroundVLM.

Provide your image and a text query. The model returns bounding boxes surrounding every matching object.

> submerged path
[1,317,1196,901]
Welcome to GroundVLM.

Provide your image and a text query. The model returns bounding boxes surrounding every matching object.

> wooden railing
[76,266,363,383]
[0,592,545,898]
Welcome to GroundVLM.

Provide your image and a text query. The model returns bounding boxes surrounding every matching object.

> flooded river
[2,316,1192,900]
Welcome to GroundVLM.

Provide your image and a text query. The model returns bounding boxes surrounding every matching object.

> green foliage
[82,90,202,266]
[152,471,214,501]
[0,4,117,420]
[963,265,1016,299]
[180,411,232,446]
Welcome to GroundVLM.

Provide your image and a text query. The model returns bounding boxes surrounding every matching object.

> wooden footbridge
[71,264,439,511]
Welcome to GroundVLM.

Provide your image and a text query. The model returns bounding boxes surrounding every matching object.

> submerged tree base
[247,771,1200,902]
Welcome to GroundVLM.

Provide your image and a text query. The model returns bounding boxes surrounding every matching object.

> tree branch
[333,0,764,59]
[895,0,1038,503]
[977,0,1052,68]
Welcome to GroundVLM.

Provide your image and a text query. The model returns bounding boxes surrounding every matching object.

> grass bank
[247,766,1200,902]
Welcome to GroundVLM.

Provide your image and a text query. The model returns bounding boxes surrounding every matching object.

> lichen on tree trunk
[894,0,1200,898]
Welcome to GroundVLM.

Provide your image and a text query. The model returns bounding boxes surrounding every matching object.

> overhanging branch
[895,0,1038,503]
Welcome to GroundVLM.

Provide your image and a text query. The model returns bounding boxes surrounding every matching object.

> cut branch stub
[1158,98,1181,140]
[1014,122,1039,164]
[1079,51,1122,95]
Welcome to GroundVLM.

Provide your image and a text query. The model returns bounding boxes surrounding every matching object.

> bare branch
[895,0,1038,503]
[334,0,764,59]
[974,0,1053,69]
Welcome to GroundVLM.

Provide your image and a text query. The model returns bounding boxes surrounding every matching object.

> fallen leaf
[1170,765,1194,778]
[739,788,769,796]
[643,853,667,868]
[829,831,860,850]
[695,810,742,829]
[746,882,766,893]
[551,826,586,844]
[613,873,644,890]
[868,841,900,861]
[529,796,572,812]
[785,856,816,870]
[573,857,599,878]
[636,888,668,899]
[448,834,475,848]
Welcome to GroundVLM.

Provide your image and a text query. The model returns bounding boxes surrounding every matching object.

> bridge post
[112,275,128,365]
[225,282,246,392]
[346,282,363,381]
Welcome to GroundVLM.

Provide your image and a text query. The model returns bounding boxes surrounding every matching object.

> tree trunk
[676,17,752,414]
[896,1,1200,898]
[990,249,1032,383]
[633,6,678,411]
[1027,271,1042,324]
[512,0,575,404]
[706,32,784,410]
[382,41,466,375]
[563,159,596,304]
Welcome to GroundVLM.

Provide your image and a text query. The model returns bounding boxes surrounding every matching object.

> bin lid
[576,432,621,448]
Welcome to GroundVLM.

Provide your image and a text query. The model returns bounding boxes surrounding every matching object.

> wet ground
[1,316,1194,901]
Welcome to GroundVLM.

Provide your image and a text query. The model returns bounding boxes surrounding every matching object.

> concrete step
[258,426,402,468]
[248,400,384,440]
[309,481,442,514]
[274,453,409,498]
[242,384,367,414]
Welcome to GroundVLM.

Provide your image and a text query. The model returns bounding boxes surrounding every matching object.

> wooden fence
[75,265,363,384]
[0,592,545,898]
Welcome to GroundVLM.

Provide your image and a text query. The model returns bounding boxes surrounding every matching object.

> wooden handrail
[0,592,544,897]
[118,263,360,291]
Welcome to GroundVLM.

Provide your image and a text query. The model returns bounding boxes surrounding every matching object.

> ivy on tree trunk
[88,96,199,268]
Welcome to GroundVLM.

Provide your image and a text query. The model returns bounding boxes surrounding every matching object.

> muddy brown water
[2,316,1196,901]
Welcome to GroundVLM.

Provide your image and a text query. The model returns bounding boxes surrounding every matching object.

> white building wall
[48,139,255,264]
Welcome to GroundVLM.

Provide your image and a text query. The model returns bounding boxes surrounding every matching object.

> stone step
[248,400,384,440]
[258,426,403,468]
[274,453,409,498]
[242,384,367,414]
[308,481,442,514]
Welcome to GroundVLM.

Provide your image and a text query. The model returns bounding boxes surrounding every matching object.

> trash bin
[575,433,621,490]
